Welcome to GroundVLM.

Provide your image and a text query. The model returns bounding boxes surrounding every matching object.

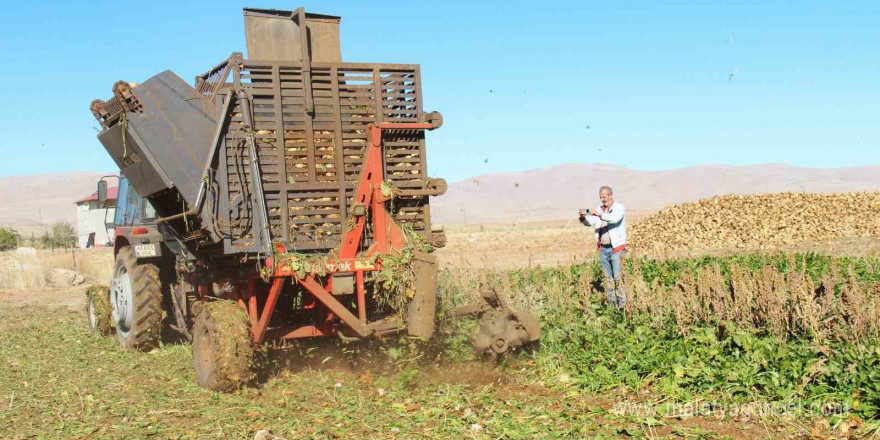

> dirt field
[0,228,873,439]
[434,219,595,269]
[435,217,880,269]
[0,297,814,440]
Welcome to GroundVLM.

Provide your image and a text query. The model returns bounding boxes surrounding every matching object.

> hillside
[0,172,112,234]
[430,163,880,225]
[2,164,879,234]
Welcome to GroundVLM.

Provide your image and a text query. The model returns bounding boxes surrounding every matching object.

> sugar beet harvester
[87,7,539,391]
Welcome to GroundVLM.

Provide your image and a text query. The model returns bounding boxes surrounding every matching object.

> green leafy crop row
[438,252,880,420]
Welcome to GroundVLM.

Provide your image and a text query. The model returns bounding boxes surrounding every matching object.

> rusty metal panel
[243,8,341,62]
[244,11,304,61]
[98,123,171,197]
[307,19,342,63]
[221,61,431,253]
[96,71,216,208]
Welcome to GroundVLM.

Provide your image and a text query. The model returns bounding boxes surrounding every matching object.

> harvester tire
[192,300,255,392]
[110,246,163,350]
[87,285,113,335]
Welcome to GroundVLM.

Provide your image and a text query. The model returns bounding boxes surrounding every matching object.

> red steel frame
[239,122,435,344]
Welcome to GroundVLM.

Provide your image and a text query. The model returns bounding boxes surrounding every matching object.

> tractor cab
[112,176,156,227]
[98,175,156,229]
[97,175,165,257]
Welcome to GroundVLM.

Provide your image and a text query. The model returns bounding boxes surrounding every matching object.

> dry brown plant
[696,264,726,323]
[0,252,48,291]
[440,252,879,344]
[787,266,822,340]
[0,248,115,292]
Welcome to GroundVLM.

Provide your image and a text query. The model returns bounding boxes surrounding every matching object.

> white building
[75,187,117,248]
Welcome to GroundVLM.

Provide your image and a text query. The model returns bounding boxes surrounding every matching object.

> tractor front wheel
[192,300,255,392]
[110,246,163,350]
[87,285,113,335]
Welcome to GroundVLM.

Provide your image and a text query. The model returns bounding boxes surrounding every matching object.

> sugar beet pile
[630,192,880,252]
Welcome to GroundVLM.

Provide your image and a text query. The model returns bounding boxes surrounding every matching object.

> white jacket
[581,202,627,250]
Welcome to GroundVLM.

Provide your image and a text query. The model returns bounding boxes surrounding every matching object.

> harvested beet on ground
[630,191,880,253]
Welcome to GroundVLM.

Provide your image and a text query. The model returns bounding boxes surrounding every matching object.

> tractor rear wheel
[87,285,113,335]
[110,246,163,350]
[192,300,255,392]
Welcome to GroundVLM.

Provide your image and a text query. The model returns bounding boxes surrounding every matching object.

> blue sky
[0,0,876,183]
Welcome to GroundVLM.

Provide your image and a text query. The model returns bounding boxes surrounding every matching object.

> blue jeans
[599,247,625,308]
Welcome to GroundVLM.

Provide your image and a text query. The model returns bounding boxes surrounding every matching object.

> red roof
[76,187,118,204]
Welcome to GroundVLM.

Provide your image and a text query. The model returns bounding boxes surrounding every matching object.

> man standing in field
[579,186,627,308]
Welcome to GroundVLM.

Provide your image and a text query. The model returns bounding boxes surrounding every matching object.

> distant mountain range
[429,163,880,225]
[0,172,110,234]
[1,164,878,233]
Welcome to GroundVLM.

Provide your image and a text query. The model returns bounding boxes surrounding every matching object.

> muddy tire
[192,300,254,392]
[87,285,113,335]
[110,246,163,350]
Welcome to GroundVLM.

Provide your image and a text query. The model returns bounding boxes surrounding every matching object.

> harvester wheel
[110,246,163,350]
[87,285,113,335]
[192,300,255,392]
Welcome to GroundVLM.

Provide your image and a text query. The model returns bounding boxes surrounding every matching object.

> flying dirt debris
[729,67,739,81]
[87,6,539,391]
